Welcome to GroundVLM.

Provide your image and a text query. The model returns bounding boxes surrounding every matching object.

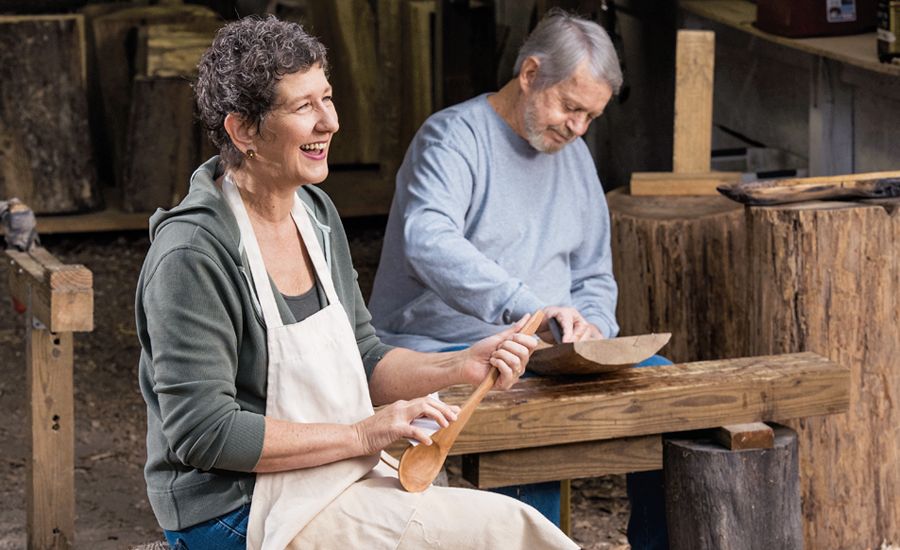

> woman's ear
[518,56,541,94]
[223,113,256,155]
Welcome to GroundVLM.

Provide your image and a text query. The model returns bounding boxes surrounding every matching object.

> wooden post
[629,29,741,195]
[664,425,803,550]
[7,247,93,550]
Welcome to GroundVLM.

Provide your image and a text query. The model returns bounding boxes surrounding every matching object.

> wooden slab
[437,352,847,455]
[528,333,672,375]
[630,171,742,196]
[462,435,662,489]
[717,170,900,205]
[714,422,775,450]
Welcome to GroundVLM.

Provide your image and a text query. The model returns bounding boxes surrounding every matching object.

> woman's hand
[352,397,461,454]
[459,314,540,390]
[540,306,603,343]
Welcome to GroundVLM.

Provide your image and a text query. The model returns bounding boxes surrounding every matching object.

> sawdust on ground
[0,223,629,549]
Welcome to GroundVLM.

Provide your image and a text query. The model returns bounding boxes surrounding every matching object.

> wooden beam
[6,249,93,332]
[438,352,848,455]
[461,435,662,489]
[673,30,715,173]
[714,422,775,450]
[631,171,742,196]
[26,328,75,550]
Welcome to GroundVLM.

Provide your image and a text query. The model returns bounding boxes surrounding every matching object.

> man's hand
[541,306,603,343]
[458,314,540,389]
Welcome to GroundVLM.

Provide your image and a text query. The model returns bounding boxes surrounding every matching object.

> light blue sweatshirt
[369,94,619,351]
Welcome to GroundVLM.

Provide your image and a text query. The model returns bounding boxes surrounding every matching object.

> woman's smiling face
[250,65,339,185]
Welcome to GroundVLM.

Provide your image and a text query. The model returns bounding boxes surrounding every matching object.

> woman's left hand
[459,315,539,390]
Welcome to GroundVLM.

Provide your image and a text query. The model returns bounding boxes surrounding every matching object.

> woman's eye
[296,103,311,112]
[323,95,333,104]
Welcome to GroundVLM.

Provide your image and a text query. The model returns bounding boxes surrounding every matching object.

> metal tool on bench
[398,311,545,492]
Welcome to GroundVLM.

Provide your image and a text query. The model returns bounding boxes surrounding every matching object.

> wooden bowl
[528,333,672,376]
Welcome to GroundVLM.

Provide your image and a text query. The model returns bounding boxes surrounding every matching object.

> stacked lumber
[0,15,102,214]
[122,19,220,212]
[87,4,219,191]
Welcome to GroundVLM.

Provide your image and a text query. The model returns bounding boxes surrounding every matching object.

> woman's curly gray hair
[195,16,328,168]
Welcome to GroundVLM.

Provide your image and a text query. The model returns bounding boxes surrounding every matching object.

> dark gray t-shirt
[282,279,325,323]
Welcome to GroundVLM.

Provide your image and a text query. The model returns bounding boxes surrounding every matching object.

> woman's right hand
[352,397,461,455]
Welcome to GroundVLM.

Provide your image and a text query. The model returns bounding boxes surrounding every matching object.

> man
[369,9,668,549]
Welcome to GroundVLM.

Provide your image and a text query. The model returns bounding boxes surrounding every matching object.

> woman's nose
[317,104,339,134]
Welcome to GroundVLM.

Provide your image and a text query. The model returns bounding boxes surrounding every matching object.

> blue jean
[163,503,249,550]
[626,354,672,550]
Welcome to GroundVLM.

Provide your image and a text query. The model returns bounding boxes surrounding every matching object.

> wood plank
[135,20,220,78]
[673,30,715,173]
[6,249,93,332]
[680,0,900,78]
[401,0,437,148]
[437,352,848,455]
[631,171,742,196]
[461,435,662,489]
[26,328,74,550]
[714,422,775,450]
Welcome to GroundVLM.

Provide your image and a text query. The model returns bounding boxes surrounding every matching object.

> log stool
[664,424,802,550]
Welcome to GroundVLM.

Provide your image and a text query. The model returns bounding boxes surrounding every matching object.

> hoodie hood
[149,156,243,264]
[148,156,331,268]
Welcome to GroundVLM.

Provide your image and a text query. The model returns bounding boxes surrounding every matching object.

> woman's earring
[246,149,256,159]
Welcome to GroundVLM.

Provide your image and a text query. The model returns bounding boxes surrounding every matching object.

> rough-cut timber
[607,188,747,363]
[664,426,802,550]
[719,170,900,205]
[747,201,900,549]
[122,77,202,213]
[437,352,847,456]
[89,5,218,185]
[713,422,774,450]
[0,15,101,214]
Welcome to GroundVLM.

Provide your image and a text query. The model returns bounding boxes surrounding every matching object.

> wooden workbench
[409,352,849,489]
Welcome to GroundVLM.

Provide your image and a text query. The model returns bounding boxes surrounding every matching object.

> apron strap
[290,196,340,306]
[222,175,284,328]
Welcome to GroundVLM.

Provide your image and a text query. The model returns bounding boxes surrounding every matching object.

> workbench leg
[26,321,74,550]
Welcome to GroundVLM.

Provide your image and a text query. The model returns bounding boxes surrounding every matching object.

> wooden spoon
[398,311,544,492]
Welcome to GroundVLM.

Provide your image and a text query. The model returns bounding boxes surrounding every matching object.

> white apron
[222,178,576,550]
[222,179,380,550]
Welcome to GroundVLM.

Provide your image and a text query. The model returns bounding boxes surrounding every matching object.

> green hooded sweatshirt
[136,157,394,530]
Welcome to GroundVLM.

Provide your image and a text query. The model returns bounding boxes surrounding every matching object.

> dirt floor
[0,220,630,549]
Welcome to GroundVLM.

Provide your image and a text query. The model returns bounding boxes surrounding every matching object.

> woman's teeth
[300,143,326,151]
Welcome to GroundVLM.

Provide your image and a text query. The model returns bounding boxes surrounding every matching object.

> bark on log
[747,200,900,549]
[664,426,802,550]
[0,15,101,214]
[610,190,899,546]
[607,188,748,363]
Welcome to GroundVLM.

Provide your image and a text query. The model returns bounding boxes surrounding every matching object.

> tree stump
[664,426,802,550]
[0,15,101,214]
[747,200,900,548]
[607,189,748,362]
[612,191,900,546]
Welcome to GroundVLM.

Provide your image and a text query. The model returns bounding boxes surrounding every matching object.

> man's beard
[523,98,575,154]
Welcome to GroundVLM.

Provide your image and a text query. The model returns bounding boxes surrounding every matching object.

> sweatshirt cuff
[214,410,266,472]
[502,289,545,325]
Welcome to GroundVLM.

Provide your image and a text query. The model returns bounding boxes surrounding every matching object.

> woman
[136,16,576,550]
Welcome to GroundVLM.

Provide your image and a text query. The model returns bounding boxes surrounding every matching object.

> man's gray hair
[513,9,623,94]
